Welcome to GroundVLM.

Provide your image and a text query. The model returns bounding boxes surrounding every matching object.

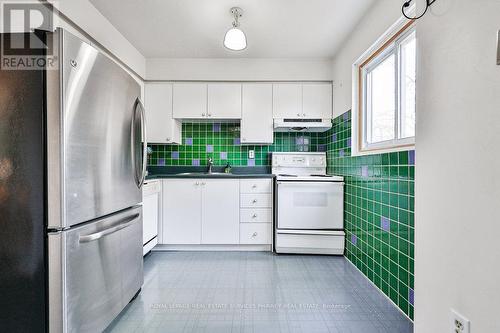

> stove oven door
[277,181,344,230]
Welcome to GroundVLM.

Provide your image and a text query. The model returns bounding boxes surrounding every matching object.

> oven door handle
[277,181,344,186]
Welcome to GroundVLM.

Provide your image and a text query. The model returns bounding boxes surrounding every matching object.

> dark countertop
[146,166,275,180]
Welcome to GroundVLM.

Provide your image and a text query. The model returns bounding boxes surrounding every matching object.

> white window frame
[352,15,416,156]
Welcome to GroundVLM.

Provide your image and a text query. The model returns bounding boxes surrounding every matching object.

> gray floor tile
[105,252,413,333]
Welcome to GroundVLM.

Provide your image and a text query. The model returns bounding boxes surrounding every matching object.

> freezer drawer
[277,181,344,230]
[48,206,143,333]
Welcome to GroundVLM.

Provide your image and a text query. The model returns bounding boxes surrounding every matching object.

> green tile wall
[325,110,415,319]
[147,122,325,167]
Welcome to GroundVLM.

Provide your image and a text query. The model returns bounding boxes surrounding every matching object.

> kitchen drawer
[240,223,271,244]
[240,208,272,223]
[240,179,272,194]
[240,194,272,208]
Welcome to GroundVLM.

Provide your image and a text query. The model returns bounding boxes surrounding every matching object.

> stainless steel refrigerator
[0,28,146,332]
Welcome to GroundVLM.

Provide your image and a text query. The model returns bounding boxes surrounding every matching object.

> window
[353,21,416,155]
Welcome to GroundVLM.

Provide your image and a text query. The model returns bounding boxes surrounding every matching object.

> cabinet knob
[208,114,212,117]
[297,113,301,117]
[252,214,258,218]
[252,199,258,203]
[202,113,206,117]
[201,182,206,185]
[252,232,258,237]
[252,184,257,188]
[166,137,170,141]
[303,113,306,117]
[195,182,199,186]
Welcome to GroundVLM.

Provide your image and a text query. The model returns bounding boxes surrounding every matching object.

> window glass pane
[400,31,416,138]
[366,53,396,144]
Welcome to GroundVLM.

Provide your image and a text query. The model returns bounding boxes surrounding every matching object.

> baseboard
[152,244,272,252]
[345,258,414,323]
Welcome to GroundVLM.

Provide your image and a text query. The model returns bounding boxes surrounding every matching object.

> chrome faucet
[207,156,213,174]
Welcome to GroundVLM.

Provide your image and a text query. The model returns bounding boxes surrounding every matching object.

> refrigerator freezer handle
[79,213,140,243]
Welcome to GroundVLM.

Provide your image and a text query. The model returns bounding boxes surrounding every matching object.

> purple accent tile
[347,137,352,147]
[185,138,193,145]
[158,158,165,166]
[409,150,415,165]
[192,159,200,166]
[220,152,227,160]
[317,144,326,152]
[233,138,241,146]
[206,145,213,153]
[381,217,390,232]
[339,149,345,157]
[332,133,337,142]
[343,112,349,121]
[213,123,221,132]
[247,159,255,166]
[351,234,357,246]
[171,151,179,160]
[361,165,369,177]
[409,288,414,305]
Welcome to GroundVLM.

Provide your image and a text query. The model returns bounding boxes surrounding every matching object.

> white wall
[330,0,401,117]
[146,58,333,81]
[415,0,500,332]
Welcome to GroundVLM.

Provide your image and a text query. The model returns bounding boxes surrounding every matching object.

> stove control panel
[272,152,326,168]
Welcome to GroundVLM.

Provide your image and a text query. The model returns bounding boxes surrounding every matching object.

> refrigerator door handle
[139,98,148,188]
[79,213,140,243]
[131,98,148,188]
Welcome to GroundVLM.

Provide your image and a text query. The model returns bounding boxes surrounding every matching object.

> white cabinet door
[303,83,332,119]
[201,179,240,244]
[207,83,241,119]
[241,84,273,144]
[162,179,202,244]
[272,83,302,119]
[173,83,207,119]
[145,83,182,144]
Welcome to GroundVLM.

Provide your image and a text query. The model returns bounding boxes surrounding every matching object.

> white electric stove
[273,152,345,255]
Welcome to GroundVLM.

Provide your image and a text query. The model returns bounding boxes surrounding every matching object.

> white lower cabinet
[240,223,272,244]
[162,179,240,245]
[162,179,202,244]
[201,179,240,244]
[162,178,273,247]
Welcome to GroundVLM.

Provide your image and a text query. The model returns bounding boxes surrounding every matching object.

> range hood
[273,119,332,132]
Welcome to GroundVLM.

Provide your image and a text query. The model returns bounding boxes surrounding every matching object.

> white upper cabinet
[172,83,208,119]
[241,84,273,144]
[207,83,242,119]
[145,83,182,144]
[272,83,302,119]
[303,83,332,119]
[272,83,333,119]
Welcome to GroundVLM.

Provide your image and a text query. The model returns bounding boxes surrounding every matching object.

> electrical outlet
[248,150,255,159]
[451,309,470,333]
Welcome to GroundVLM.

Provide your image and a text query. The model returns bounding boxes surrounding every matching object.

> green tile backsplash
[148,112,415,320]
[325,110,415,319]
[147,122,325,167]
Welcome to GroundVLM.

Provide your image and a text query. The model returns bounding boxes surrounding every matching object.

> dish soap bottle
[224,162,232,174]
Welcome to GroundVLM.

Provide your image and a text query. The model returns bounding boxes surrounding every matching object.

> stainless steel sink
[174,172,232,176]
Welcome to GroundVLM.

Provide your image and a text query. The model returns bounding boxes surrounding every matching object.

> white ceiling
[89,0,375,59]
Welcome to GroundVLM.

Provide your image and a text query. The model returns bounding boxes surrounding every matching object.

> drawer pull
[195,182,199,186]
[252,232,258,237]
[252,199,258,203]
[252,184,257,188]
[252,214,258,218]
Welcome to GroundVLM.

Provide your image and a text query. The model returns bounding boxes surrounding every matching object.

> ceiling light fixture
[223,7,247,51]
